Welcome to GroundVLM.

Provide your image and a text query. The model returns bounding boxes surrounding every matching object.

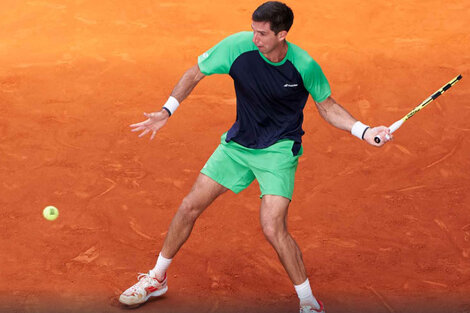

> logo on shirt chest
[283,83,298,88]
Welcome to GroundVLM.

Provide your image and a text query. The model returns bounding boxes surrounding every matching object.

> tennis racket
[374,74,462,144]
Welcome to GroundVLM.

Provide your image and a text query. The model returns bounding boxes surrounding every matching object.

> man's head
[252,1,294,34]
[251,1,293,55]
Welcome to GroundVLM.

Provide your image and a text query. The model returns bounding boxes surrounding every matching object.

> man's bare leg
[119,173,227,306]
[259,195,306,284]
[260,195,321,311]
[160,173,228,259]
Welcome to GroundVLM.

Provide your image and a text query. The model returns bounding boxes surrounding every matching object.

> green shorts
[200,133,303,200]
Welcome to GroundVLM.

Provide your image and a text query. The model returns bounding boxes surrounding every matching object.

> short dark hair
[252,1,294,34]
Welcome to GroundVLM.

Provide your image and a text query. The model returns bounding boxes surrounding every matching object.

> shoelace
[127,272,155,293]
[137,273,152,281]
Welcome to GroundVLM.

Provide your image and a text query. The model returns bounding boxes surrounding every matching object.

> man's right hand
[130,109,170,140]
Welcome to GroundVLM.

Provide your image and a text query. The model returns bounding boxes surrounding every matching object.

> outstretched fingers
[130,112,165,140]
[130,125,145,132]
[130,120,150,128]
[138,129,151,138]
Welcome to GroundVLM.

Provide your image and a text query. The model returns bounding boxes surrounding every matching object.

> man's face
[251,21,286,54]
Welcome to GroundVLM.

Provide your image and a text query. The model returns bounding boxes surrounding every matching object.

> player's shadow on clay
[111,294,168,310]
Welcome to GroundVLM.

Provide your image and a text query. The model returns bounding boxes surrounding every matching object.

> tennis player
[121,2,392,312]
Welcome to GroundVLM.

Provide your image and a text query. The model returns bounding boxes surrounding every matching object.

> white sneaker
[300,301,325,313]
[119,270,168,306]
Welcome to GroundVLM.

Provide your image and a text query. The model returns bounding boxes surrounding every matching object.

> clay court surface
[1,0,469,312]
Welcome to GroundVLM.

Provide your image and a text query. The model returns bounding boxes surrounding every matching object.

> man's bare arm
[315,96,391,146]
[171,64,206,103]
[130,64,205,140]
[315,96,356,131]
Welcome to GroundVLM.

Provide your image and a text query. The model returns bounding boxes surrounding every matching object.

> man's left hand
[364,126,392,147]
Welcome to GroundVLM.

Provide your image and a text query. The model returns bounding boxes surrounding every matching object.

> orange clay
[0,1,468,312]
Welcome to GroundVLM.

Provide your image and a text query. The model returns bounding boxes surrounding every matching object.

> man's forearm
[170,64,205,103]
[315,96,356,131]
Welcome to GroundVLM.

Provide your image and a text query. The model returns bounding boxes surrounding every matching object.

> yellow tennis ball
[43,206,59,221]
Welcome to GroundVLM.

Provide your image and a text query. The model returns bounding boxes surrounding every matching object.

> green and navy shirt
[198,31,331,155]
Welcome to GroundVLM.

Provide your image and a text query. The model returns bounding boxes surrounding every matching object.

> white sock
[152,252,172,280]
[294,279,321,310]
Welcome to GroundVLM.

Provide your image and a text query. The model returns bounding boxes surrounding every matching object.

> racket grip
[374,120,404,144]
[374,134,390,144]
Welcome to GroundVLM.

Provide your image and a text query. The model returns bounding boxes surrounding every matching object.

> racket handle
[374,119,404,144]
[374,134,390,144]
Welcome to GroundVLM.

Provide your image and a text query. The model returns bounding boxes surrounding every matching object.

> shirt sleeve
[198,32,255,76]
[302,58,331,103]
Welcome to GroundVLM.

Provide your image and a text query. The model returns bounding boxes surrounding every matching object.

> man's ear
[277,30,288,41]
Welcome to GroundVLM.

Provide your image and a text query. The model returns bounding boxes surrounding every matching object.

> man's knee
[261,219,287,243]
[177,196,202,222]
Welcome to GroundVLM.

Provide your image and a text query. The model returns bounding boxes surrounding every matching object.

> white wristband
[351,121,370,140]
[162,96,180,116]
